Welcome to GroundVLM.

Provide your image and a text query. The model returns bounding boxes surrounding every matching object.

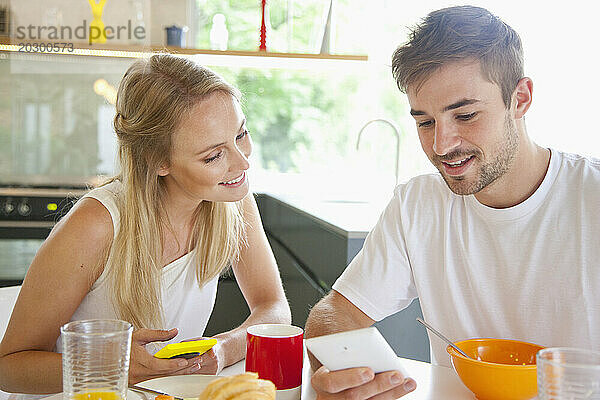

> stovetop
[0,176,97,222]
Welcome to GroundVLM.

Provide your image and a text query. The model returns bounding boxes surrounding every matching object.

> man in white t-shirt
[305,5,600,400]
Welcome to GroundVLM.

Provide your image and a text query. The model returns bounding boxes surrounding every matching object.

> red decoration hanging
[259,0,267,51]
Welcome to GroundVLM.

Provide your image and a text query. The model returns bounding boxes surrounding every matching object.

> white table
[220,355,475,400]
[35,356,475,400]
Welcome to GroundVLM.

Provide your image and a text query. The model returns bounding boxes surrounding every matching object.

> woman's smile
[219,172,246,187]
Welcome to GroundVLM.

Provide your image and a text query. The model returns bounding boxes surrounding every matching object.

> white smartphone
[305,327,409,376]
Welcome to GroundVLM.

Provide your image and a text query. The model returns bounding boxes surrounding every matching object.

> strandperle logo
[14,0,146,45]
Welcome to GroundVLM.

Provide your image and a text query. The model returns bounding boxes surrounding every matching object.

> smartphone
[154,338,217,359]
[305,327,408,375]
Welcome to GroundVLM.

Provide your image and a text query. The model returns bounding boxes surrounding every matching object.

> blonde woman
[0,54,291,394]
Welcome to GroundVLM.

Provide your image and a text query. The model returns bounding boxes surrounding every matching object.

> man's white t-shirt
[332,149,600,367]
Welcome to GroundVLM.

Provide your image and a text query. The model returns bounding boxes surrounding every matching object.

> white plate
[137,375,220,399]
[138,375,301,400]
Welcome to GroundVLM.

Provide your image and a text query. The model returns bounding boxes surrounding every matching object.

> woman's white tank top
[55,181,219,353]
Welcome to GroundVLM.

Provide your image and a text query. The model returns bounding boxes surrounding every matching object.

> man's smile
[440,155,475,176]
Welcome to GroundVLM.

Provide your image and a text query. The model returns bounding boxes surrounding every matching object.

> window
[2,0,597,198]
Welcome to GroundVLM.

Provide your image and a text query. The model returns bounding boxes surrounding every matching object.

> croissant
[197,372,276,400]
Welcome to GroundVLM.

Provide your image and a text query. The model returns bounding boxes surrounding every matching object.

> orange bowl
[446,338,545,400]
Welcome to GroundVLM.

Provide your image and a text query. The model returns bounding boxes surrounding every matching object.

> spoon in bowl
[416,317,474,360]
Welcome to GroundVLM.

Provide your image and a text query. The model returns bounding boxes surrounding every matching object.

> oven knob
[3,200,15,215]
[17,202,31,216]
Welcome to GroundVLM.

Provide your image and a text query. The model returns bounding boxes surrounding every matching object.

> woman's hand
[128,328,201,384]
[178,336,225,375]
[194,341,224,375]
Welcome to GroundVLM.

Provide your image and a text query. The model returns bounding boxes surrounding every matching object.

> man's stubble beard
[437,113,519,196]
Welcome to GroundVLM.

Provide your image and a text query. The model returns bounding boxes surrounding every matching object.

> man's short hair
[392,5,524,107]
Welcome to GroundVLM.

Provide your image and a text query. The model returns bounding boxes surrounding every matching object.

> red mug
[246,324,303,396]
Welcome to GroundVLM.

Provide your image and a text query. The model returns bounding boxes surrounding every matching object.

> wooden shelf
[0,37,367,62]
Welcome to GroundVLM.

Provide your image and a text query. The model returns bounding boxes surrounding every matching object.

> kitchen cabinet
[204,193,327,336]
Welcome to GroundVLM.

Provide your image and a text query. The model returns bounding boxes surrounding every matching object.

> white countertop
[251,170,394,239]
[262,193,389,239]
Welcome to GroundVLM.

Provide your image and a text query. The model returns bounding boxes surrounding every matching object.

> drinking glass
[537,347,600,400]
[61,319,133,400]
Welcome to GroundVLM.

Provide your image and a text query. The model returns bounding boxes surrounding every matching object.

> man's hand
[311,365,416,399]
[128,328,201,384]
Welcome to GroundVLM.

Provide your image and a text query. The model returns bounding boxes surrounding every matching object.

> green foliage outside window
[213,66,357,173]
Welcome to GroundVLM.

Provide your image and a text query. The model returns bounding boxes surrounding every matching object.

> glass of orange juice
[61,319,133,400]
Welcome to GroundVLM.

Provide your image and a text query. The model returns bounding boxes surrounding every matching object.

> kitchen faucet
[356,118,401,184]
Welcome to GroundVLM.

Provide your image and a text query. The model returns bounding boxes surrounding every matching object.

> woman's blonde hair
[107,54,245,329]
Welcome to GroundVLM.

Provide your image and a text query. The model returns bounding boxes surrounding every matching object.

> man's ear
[512,77,533,119]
